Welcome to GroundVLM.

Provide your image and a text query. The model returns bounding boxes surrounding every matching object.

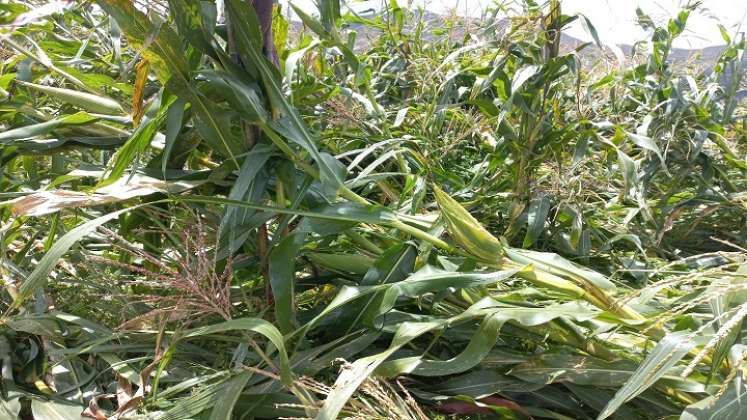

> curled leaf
[4,173,203,217]
[433,186,503,261]
[132,58,150,125]
[16,81,123,115]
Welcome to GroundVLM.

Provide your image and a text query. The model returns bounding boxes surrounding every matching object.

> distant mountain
[291,9,746,100]
[558,35,746,100]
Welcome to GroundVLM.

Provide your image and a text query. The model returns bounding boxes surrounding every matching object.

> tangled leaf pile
[1,0,746,419]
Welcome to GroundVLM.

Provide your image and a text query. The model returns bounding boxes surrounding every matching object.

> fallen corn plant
[0,0,746,419]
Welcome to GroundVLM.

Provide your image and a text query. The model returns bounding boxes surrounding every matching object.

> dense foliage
[1,0,746,418]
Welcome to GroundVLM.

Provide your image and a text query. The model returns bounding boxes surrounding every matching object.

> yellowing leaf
[433,186,503,261]
[132,58,150,125]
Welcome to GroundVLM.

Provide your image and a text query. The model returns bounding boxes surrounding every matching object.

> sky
[282,0,747,50]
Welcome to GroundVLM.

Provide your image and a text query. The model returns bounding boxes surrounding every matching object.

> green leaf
[580,14,602,48]
[718,24,732,44]
[30,399,85,420]
[161,96,186,175]
[180,196,395,225]
[616,147,638,199]
[306,267,520,335]
[306,252,374,275]
[235,392,307,419]
[269,233,306,334]
[99,110,166,187]
[296,332,381,375]
[511,354,639,386]
[361,243,416,286]
[7,315,63,336]
[16,80,124,114]
[434,186,503,261]
[316,298,537,420]
[506,248,616,292]
[290,4,327,38]
[668,10,690,38]
[383,301,601,381]
[627,131,664,164]
[97,0,244,165]
[225,0,343,193]
[315,319,444,420]
[318,0,340,32]
[159,372,247,420]
[98,353,142,387]
[711,318,744,378]
[0,337,22,418]
[0,112,97,143]
[14,206,143,308]
[566,384,640,420]
[198,69,268,123]
[376,312,505,377]
[284,39,321,90]
[183,318,292,385]
[423,370,542,399]
[511,65,539,93]
[681,379,747,420]
[208,372,252,420]
[289,5,360,70]
[233,392,306,418]
[387,269,516,326]
[598,332,696,419]
[605,234,644,253]
[422,307,616,380]
[167,0,218,58]
[523,195,552,248]
[219,143,275,254]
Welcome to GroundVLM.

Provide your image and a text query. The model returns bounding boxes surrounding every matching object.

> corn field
[0,0,746,419]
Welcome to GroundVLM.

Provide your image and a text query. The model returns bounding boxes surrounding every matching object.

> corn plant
[0,1,746,419]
